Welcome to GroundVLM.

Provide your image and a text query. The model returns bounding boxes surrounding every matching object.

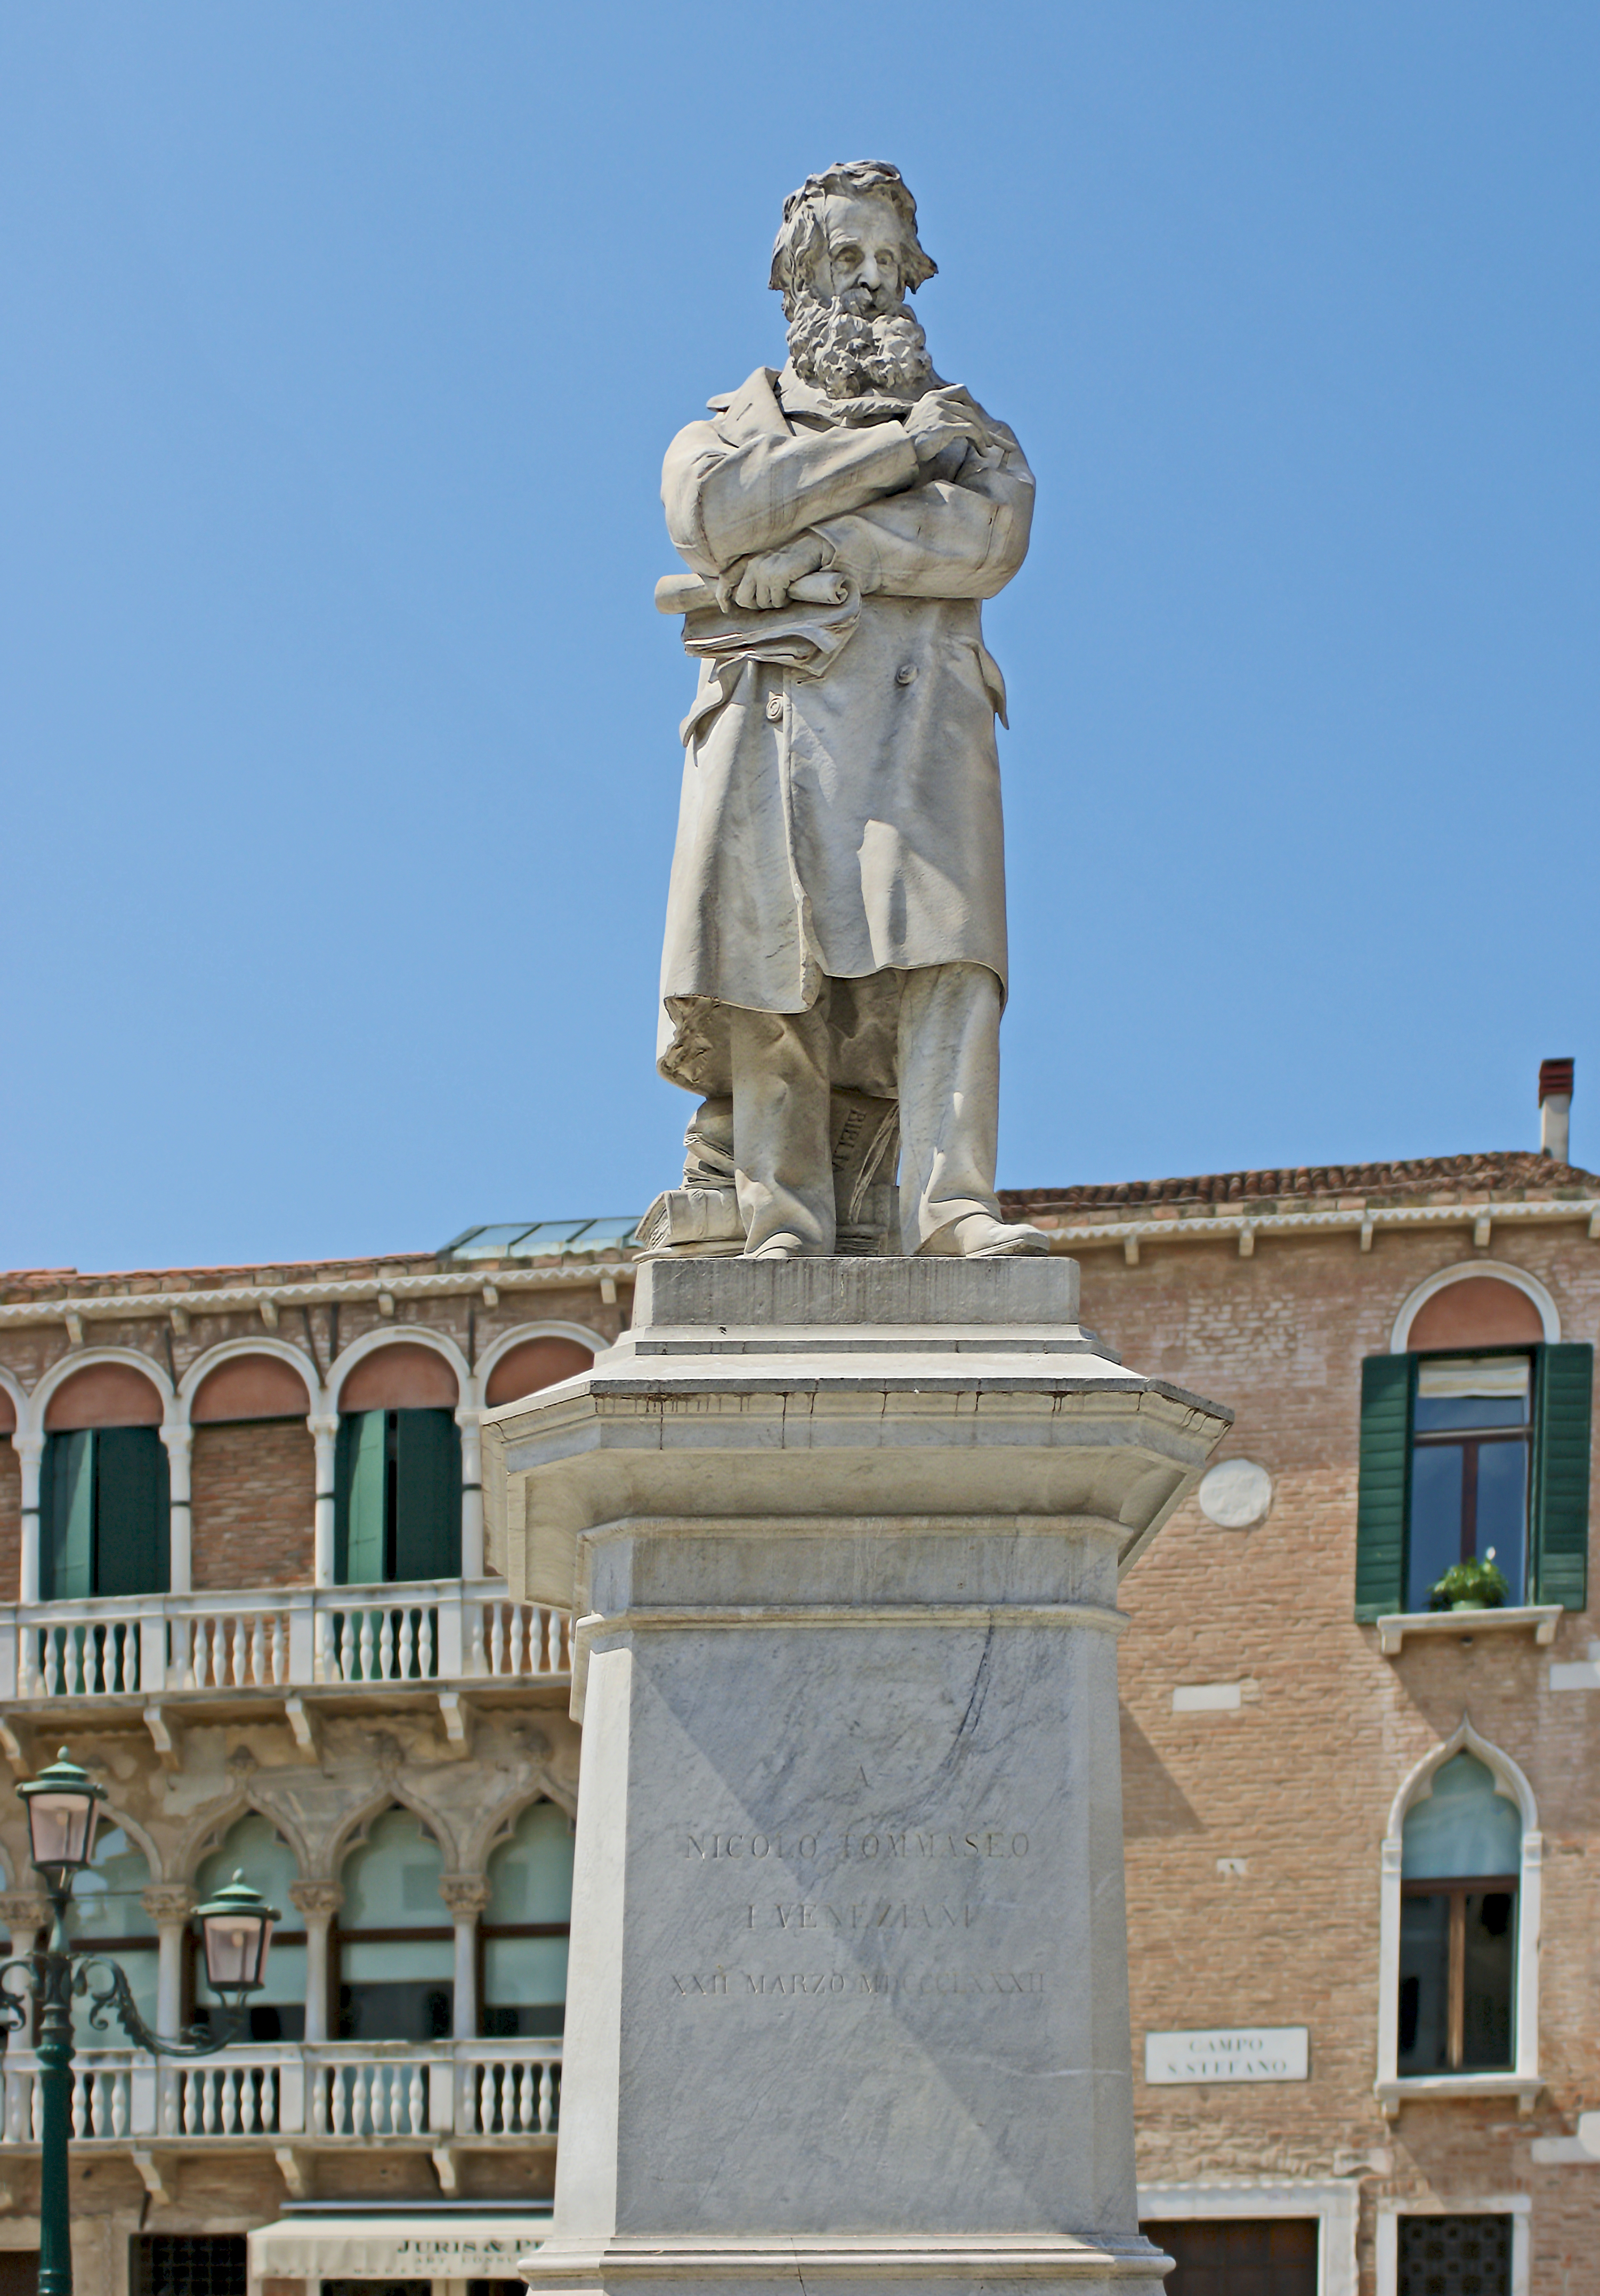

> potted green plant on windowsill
[1427,1556,1511,1613]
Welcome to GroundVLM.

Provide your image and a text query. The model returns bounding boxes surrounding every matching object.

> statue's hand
[905,386,996,467]
[722,534,829,612]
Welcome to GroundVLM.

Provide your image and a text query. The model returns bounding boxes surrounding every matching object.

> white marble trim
[1372,2193,1530,2296]
[1389,1260,1560,1351]
[1137,2181,1357,2296]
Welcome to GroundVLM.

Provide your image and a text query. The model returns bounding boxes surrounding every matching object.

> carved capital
[438,1874,491,1919]
[141,1885,196,1926]
[289,1880,344,1922]
[0,1891,50,1938]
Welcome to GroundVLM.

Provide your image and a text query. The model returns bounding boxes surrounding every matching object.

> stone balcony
[1,2037,561,2171]
[0,1581,570,1751]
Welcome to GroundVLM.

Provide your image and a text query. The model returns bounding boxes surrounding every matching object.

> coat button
[765,692,785,722]
[895,662,917,685]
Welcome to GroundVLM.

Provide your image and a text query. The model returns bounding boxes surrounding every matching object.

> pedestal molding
[520,2230,1176,2287]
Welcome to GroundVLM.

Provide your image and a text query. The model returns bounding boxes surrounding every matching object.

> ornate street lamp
[195,1870,277,1995]
[1,1751,279,2296]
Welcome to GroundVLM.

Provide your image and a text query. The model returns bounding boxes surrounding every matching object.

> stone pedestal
[481,1259,1230,2296]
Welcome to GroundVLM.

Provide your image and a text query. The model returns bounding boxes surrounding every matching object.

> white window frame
[1375,1717,1542,2116]
[1375,2192,1530,2296]
[1137,2180,1356,2296]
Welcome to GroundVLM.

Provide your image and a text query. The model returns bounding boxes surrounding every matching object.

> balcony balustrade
[0,1582,570,1703]
[0,2040,562,2146]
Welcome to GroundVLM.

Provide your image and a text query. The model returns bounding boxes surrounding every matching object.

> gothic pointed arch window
[479,1800,574,2038]
[67,1823,158,2046]
[191,1815,305,2042]
[1376,1725,1542,2111]
[334,1807,452,2041]
[1398,1753,1520,2075]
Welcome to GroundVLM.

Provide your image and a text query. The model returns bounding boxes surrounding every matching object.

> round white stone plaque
[1197,1458,1273,1528]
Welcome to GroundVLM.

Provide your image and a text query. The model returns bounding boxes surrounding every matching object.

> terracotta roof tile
[0,1251,437,1299]
[5,1150,1596,1292]
[999,1150,1600,1218]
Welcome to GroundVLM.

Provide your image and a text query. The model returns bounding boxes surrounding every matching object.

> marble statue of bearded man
[644,160,1046,1263]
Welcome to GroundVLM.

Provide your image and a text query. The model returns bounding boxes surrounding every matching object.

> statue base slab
[521,2230,1175,2295]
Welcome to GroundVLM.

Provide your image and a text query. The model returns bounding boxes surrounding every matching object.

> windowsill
[1376,2072,1542,2118]
[1373,1604,1563,1656]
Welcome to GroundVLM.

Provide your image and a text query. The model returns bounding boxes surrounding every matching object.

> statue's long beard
[787,288,932,399]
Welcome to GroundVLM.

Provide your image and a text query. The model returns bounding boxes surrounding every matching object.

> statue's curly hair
[769,161,937,316]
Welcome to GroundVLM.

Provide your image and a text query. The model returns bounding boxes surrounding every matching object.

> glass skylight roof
[439,1217,640,1261]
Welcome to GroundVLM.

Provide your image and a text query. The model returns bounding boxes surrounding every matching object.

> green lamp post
[3,1750,278,2296]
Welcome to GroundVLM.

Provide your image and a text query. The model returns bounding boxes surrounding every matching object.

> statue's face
[813,195,910,312]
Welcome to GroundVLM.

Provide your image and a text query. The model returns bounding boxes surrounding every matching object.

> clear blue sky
[4,3,1597,1273]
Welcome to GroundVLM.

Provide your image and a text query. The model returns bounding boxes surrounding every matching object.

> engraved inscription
[666,1967,1046,2000]
[747,1901,980,1930]
[670,1800,1042,1983]
[684,1829,1030,1860]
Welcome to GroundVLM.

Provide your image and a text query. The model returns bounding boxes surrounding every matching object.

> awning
[249,2217,548,2280]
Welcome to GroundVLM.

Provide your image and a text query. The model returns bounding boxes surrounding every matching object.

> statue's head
[770,161,937,400]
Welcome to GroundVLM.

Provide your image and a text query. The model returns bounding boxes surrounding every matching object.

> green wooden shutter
[337,1411,389,1586]
[94,1428,170,1596]
[43,1432,95,1601]
[393,1409,462,1582]
[1355,1353,1413,1620]
[1532,1341,1593,1610]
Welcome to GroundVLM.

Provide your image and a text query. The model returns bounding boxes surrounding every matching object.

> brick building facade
[0,1147,1595,2296]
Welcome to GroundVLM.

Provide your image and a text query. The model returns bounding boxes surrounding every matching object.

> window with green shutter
[1531,1343,1593,1608]
[40,1429,169,1599]
[1356,1344,1591,1617]
[1355,1355,1413,1619]
[335,1409,462,1585]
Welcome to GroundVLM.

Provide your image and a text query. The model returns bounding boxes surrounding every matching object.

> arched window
[1376,1723,1542,2112]
[1355,1270,1591,1620]
[42,1365,168,1599]
[1399,1755,1521,2075]
[335,1809,452,2041]
[190,1358,316,1591]
[0,1387,20,1606]
[480,1801,574,2038]
[484,1338,594,1408]
[335,1348,460,1585]
[67,1824,157,2044]
[191,1815,305,2042]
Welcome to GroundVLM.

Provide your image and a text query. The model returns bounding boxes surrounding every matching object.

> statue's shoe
[742,1233,821,1259]
[920,1212,1050,1259]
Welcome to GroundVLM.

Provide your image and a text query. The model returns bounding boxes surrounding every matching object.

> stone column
[306,1416,339,1589]
[159,1427,193,1595]
[483,1258,1230,2296]
[14,1434,45,1605]
[0,1890,50,1954]
[0,1891,50,2144]
[439,1876,491,2041]
[456,1409,484,1580]
[290,1881,342,2043]
[142,1886,195,2036]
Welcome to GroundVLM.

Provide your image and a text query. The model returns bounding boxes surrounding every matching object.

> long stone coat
[657,365,1033,1098]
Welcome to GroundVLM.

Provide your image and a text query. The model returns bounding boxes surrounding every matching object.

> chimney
[1539,1057,1574,1164]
